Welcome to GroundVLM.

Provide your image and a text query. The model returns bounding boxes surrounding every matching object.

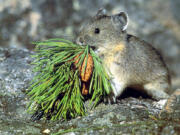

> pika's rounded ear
[94,8,107,18]
[111,11,128,31]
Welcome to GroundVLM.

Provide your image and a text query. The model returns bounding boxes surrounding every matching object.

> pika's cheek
[84,35,92,42]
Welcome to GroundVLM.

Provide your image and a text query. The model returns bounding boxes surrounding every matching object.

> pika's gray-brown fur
[76,9,171,103]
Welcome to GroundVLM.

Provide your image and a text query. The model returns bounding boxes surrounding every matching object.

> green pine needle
[27,38,112,120]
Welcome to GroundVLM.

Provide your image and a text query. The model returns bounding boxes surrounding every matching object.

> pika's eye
[94,28,100,34]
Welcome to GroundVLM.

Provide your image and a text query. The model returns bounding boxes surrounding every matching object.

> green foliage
[27,38,112,120]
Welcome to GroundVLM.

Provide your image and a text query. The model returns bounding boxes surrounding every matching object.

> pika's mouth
[89,45,97,50]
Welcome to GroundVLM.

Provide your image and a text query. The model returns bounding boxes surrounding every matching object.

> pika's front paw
[104,93,117,104]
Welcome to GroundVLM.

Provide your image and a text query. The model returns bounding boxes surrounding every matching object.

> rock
[0,47,180,134]
[0,0,180,134]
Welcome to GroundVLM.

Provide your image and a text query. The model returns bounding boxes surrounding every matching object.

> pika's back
[123,34,170,85]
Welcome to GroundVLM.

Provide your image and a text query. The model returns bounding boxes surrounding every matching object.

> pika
[76,9,171,103]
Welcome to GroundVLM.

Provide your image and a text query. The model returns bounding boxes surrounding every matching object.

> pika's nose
[76,37,84,45]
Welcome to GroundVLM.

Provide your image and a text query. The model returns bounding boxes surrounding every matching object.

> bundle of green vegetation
[27,38,112,120]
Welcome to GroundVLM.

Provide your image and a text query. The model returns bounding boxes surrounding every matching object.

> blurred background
[0,0,180,89]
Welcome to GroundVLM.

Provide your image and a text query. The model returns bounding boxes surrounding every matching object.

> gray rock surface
[0,47,180,135]
[0,0,180,134]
